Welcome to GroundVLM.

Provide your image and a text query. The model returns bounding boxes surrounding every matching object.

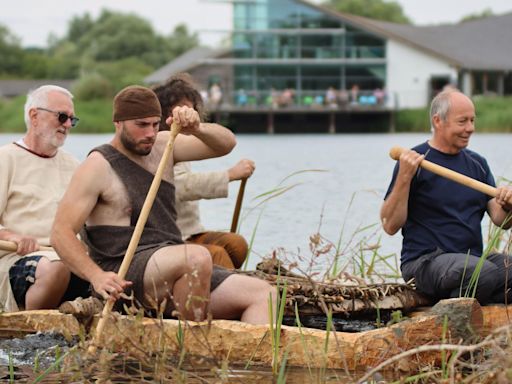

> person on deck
[51,85,276,323]
[153,74,254,270]
[381,89,512,305]
[0,85,89,312]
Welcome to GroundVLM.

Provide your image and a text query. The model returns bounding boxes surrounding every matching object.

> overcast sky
[1,0,511,48]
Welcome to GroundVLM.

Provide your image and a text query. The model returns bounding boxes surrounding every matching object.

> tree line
[0,1,495,100]
[0,10,198,99]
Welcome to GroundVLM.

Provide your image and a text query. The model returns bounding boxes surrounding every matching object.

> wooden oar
[389,146,497,197]
[0,240,53,252]
[230,178,247,233]
[88,123,181,354]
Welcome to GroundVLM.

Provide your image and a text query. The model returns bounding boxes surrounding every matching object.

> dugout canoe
[0,297,510,371]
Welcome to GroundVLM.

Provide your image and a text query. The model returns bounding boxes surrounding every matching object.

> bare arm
[51,154,131,299]
[487,185,512,229]
[168,106,236,163]
[380,150,424,235]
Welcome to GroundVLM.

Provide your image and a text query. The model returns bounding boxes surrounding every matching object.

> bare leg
[209,274,277,324]
[25,258,70,310]
[143,244,212,321]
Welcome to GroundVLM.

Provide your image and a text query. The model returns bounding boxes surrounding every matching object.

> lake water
[2,132,511,276]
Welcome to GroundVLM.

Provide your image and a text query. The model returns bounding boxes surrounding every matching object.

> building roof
[144,46,229,84]
[146,0,512,84]
[352,13,512,70]
[300,0,512,71]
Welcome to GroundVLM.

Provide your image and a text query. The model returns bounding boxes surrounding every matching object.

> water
[2,132,511,275]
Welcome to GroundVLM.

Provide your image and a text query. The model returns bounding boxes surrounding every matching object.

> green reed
[465,212,512,299]
[269,274,288,375]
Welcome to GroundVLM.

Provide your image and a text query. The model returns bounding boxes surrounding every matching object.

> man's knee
[36,259,70,285]
[185,245,213,277]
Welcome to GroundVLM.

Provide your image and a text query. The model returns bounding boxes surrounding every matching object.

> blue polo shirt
[385,142,495,263]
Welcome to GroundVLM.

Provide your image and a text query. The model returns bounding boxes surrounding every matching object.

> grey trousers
[401,249,512,305]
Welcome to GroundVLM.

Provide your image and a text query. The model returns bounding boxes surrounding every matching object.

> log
[0,298,487,372]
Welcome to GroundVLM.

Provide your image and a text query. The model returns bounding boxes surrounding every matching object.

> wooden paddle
[88,123,181,354]
[230,178,247,233]
[389,146,497,197]
[0,240,53,252]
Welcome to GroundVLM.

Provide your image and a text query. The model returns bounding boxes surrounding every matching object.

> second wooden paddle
[230,178,247,233]
[389,146,497,197]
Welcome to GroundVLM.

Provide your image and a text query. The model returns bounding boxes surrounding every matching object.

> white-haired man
[0,85,87,311]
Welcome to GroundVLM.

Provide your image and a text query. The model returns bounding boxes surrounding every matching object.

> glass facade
[227,0,386,107]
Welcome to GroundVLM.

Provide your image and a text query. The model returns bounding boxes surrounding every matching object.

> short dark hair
[152,73,206,131]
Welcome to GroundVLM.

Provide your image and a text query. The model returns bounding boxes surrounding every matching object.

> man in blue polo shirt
[381,89,512,305]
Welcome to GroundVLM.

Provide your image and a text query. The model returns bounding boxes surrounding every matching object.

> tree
[0,24,24,76]
[322,0,411,24]
[167,24,199,59]
[65,10,198,69]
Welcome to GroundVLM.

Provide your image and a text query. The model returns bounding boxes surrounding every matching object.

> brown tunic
[83,144,231,311]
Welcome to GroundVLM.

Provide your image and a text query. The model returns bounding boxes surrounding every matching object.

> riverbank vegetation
[395,96,512,133]
[1,94,511,133]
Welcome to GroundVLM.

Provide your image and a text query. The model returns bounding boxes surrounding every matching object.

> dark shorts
[9,255,42,308]
[95,244,232,314]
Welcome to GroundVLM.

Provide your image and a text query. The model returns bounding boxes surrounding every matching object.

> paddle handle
[0,240,53,253]
[389,146,498,198]
[230,178,247,233]
[89,123,181,355]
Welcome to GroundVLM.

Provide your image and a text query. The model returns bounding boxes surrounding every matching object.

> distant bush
[72,73,114,100]
[0,96,25,132]
[87,58,153,92]
[73,98,113,133]
[474,96,512,132]
[395,107,429,132]
[395,96,512,133]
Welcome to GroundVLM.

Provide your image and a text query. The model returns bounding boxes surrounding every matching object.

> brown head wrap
[113,85,162,122]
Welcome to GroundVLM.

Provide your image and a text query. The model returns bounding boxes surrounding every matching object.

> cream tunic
[0,143,78,311]
[174,161,229,240]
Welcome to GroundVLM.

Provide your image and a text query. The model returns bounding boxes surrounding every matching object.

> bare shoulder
[72,151,113,193]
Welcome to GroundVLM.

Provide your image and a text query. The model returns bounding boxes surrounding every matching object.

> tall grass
[240,169,328,270]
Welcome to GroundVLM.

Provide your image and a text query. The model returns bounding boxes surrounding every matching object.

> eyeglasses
[37,107,80,127]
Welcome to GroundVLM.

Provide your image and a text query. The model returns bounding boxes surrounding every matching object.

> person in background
[51,85,276,324]
[209,82,222,109]
[153,74,254,270]
[325,86,338,108]
[0,85,89,312]
[381,89,512,305]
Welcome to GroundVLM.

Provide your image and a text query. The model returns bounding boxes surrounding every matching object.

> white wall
[386,40,458,109]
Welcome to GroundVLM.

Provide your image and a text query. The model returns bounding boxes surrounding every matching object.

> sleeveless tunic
[83,144,231,311]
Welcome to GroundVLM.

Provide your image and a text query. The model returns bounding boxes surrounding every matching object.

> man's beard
[120,125,153,156]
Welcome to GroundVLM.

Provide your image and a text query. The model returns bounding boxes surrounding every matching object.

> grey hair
[24,85,74,130]
[430,89,464,130]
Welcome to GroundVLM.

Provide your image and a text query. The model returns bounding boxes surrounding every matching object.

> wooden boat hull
[0,298,509,371]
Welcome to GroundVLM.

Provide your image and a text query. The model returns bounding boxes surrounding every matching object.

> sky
[1,0,511,48]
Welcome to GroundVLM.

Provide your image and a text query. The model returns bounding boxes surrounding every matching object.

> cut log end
[430,298,483,340]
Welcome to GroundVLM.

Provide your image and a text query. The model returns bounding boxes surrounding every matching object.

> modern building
[146,0,512,133]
